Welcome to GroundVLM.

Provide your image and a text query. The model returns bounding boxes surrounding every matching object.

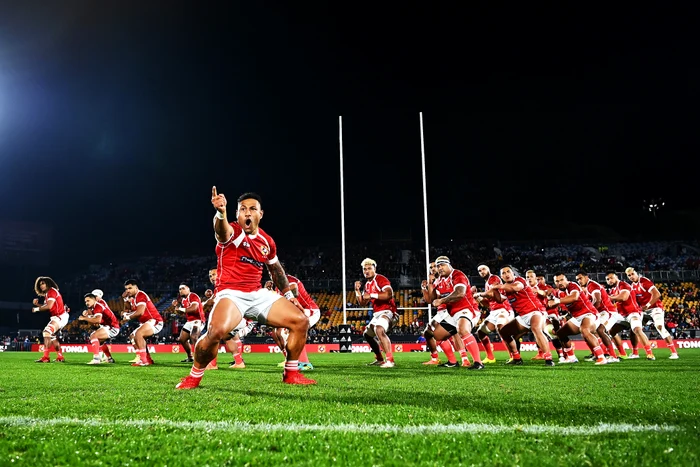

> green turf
[0,349,697,466]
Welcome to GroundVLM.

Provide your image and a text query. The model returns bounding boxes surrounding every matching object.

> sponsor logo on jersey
[241,256,264,268]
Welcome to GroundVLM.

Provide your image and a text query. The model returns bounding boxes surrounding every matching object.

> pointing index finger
[212,186,218,197]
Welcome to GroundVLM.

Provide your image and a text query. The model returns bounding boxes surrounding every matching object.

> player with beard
[605,272,655,360]
[548,273,606,365]
[423,256,484,370]
[32,276,68,363]
[625,267,679,359]
[421,261,462,367]
[485,266,554,366]
[176,189,315,388]
[473,265,513,364]
[355,258,399,368]
[172,284,205,363]
[575,271,622,362]
[79,293,120,364]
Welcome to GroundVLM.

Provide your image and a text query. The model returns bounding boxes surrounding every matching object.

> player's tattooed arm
[268,261,290,292]
[289,282,299,297]
[437,285,466,304]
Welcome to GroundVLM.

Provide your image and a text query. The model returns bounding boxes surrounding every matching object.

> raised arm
[421,279,438,303]
[212,186,234,243]
[354,281,369,307]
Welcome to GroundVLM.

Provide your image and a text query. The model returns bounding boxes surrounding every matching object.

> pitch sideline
[0,416,678,435]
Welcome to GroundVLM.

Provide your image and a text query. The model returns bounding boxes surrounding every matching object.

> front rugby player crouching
[176,188,315,389]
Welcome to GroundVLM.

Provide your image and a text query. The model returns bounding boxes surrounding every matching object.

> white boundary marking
[0,416,678,435]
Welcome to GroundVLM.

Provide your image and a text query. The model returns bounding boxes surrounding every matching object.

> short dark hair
[84,293,97,299]
[124,279,139,288]
[237,192,262,206]
[577,271,589,277]
[553,272,566,278]
[605,271,617,277]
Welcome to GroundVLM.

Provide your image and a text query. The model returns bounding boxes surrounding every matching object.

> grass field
[0,349,698,466]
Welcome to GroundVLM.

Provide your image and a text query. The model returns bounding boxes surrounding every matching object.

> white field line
[0,416,678,435]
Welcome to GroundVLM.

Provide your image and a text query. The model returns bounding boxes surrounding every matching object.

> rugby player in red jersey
[422,256,484,370]
[172,284,205,363]
[606,272,655,360]
[486,265,554,366]
[524,271,559,360]
[90,289,116,362]
[421,261,461,367]
[202,269,240,370]
[121,279,164,366]
[267,271,320,371]
[625,267,678,359]
[548,273,606,365]
[473,265,513,364]
[575,272,622,362]
[79,292,120,364]
[32,276,68,363]
[177,188,315,388]
[355,258,399,368]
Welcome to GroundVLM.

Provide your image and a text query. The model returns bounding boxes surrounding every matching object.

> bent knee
[285,314,309,333]
[205,325,229,341]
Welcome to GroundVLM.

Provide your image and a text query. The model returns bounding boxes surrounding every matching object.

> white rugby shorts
[48,313,69,331]
[214,288,283,324]
[515,311,543,329]
[483,308,513,327]
[132,319,163,336]
[625,312,643,331]
[98,325,120,339]
[368,310,394,332]
[306,309,321,328]
[567,313,598,330]
[182,320,203,334]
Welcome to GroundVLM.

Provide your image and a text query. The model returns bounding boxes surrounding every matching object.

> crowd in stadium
[62,239,700,294]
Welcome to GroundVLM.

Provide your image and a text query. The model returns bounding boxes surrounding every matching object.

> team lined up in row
[29,268,323,369]
[31,277,187,365]
[407,260,678,368]
[29,256,678,373]
[31,187,679,388]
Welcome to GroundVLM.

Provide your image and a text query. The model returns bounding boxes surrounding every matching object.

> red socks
[461,334,482,364]
[481,336,495,360]
[438,340,456,363]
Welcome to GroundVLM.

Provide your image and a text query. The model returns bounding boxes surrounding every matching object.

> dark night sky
[1,3,699,280]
